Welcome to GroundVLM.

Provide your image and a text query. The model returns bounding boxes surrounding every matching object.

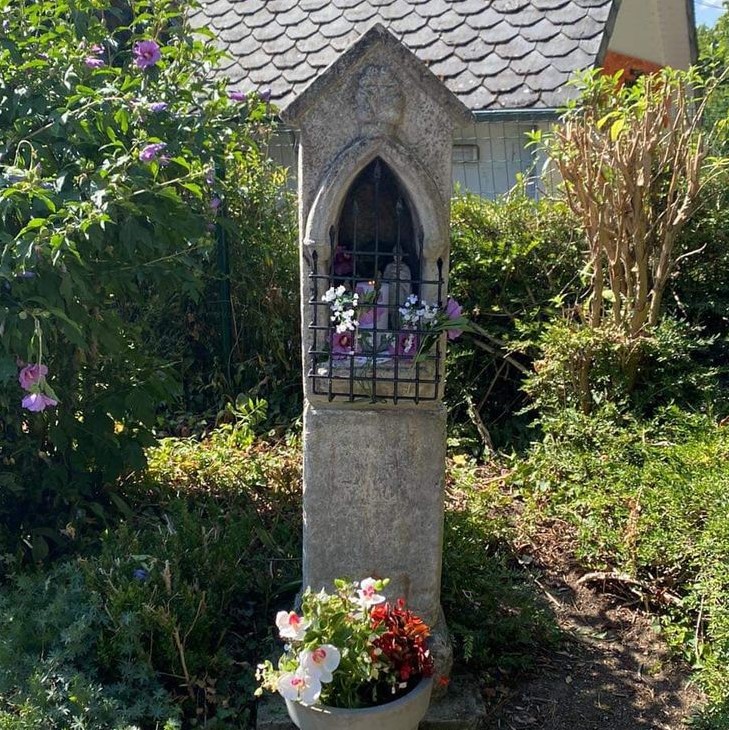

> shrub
[512,408,729,718]
[523,317,719,419]
[0,0,285,558]
[442,456,560,676]
[447,190,582,450]
[0,419,302,729]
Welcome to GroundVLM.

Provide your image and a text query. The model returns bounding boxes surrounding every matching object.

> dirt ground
[482,520,705,730]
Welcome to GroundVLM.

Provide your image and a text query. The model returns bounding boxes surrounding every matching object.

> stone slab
[256,674,487,730]
[302,402,446,627]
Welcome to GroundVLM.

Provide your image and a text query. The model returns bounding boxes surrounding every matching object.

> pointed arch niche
[308,155,444,404]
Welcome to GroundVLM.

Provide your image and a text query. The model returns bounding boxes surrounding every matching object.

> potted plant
[256,577,436,730]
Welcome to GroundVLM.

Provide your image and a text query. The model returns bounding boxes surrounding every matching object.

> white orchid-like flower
[355,577,386,608]
[277,667,322,706]
[275,610,311,641]
[300,644,341,683]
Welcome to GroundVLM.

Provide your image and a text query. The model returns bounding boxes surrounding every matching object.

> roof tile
[493,35,535,60]
[414,0,450,19]
[464,7,502,31]
[296,32,331,53]
[342,3,379,22]
[252,20,286,42]
[285,17,319,40]
[277,5,307,25]
[417,38,453,62]
[429,54,467,79]
[192,0,617,112]
[455,38,493,63]
[390,12,427,33]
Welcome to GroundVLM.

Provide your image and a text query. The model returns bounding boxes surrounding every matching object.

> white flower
[355,577,386,608]
[275,611,311,641]
[300,644,341,683]
[277,667,322,706]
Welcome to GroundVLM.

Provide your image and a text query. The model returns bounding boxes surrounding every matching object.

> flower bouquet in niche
[256,578,435,729]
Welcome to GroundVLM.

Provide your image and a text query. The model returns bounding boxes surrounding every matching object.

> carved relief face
[355,65,405,131]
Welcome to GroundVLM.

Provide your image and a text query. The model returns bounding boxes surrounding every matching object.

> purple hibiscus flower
[133,39,161,69]
[228,90,246,102]
[18,363,48,391]
[22,392,57,412]
[148,101,168,112]
[389,331,419,359]
[259,87,272,103]
[331,331,355,359]
[445,297,463,341]
[84,56,105,68]
[140,142,167,162]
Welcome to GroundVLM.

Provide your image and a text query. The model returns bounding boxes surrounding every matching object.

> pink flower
[140,142,167,162]
[84,57,105,68]
[300,644,340,683]
[355,577,386,608]
[18,363,47,391]
[22,392,57,412]
[275,611,310,641]
[331,331,355,358]
[389,331,418,358]
[228,90,246,102]
[445,297,463,341]
[277,668,321,706]
[133,39,161,69]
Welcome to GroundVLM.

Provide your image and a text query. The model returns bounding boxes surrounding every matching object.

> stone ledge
[256,674,486,730]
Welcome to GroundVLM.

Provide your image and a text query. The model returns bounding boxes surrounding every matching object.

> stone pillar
[281,23,471,677]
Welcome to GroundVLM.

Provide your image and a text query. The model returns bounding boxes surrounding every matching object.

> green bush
[442,456,560,676]
[0,0,287,559]
[0,419,302,729]
[523,317,719,419]
[447,190,582,450]
[512,408,729,718]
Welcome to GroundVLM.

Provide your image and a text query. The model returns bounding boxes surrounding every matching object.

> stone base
[255,674,486,730]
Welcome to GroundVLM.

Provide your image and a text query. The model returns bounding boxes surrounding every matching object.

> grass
[512,407,729,727]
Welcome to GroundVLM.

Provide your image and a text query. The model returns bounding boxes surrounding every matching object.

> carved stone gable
[355,65,405,134]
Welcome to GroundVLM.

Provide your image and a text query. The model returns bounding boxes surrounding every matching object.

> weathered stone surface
[302,402,446,625]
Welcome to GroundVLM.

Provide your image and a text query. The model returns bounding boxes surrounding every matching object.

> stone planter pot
[285,676,433,730]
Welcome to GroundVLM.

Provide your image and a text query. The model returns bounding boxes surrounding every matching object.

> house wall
[609,0,694,71]
[267,117,553,200]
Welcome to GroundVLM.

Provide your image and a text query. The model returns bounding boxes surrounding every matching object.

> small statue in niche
[383,244,412,330]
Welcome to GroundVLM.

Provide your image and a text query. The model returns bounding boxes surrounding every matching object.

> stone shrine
[281,23,471,678]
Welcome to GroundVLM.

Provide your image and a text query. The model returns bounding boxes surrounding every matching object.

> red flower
[369,599,434,685]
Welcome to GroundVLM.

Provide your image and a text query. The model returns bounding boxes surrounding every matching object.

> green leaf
[610,117,625,141]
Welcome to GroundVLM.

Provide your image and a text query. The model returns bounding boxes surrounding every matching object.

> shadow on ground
[442,504,704,730]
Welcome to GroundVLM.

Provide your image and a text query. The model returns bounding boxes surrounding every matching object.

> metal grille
[307,158,444,403]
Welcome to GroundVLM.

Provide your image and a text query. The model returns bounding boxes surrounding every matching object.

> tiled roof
[190,0,618,112]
